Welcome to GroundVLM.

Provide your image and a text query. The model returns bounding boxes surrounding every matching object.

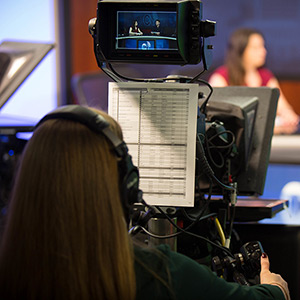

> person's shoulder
[134,244,210,274]
[209,65,229,86]
[151,244,213,279]
[258,67,275,85]
[210,65,228,77]
[134,244,172,267]
[148,245,218,298]
[259,67,274,76]
[134,244,180,263]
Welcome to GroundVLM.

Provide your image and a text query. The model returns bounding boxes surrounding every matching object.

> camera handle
[212,241,264,285]
[212,254,250,286]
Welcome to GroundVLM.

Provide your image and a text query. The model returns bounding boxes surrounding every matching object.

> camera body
[90,0,215,65]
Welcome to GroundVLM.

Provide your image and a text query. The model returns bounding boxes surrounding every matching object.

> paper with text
[109,82,198,207]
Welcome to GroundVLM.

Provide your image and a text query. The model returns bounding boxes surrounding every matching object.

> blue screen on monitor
[116,11,177,50]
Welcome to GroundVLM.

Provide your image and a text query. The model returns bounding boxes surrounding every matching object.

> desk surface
[269,134,300,164]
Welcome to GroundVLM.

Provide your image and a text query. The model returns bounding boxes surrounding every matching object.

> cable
[95,43,147,82]
[153,206,234,257]
[188,69,206,83]
[207,130,235,150]
[189,78,214,115]
[155,205,212,233]
[128,204,157,236]
[134,224,234,258]
[94,45,123,82]
[96,44,176,83]
[196,134,235,192]
[182,208,216,223]
[225,204,236,249]
[196,134,215,178]
[108,62,150,83]
[214,217,226,247]
[129,196,232,257]
[205,129,235,169]
[177,184,213,232]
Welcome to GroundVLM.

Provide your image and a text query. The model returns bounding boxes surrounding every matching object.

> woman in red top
[209,28,299,134]
[129,20,143,36]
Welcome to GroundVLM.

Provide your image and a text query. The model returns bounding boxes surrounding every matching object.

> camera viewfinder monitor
[92,0,214,65]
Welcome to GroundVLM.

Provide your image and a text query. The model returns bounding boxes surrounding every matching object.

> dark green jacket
[135,244,284,300]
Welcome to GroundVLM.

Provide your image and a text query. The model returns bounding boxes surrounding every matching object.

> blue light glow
[8,150,14,156]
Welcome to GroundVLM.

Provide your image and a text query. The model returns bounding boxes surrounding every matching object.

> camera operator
[0,105,290,300]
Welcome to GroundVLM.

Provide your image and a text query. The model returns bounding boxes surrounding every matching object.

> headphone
[35,105,143,218]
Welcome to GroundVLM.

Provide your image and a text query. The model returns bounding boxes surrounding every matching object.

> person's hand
[260,253,290,300]
[274,112,299,134]
[275,100,300,134]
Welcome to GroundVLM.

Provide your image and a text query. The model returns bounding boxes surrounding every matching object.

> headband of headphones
[36,104,129,158]
[35,105,143,214]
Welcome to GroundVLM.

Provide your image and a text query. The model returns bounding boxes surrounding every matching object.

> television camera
[87,0,281,286]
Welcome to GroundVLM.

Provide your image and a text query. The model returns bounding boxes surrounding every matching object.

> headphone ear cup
[118,155,141,209]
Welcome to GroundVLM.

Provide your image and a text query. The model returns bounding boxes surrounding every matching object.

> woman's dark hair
[132,20,138,29]
[0,109,136,300]
[225,27,264,85]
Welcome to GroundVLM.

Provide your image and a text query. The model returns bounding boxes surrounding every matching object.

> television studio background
[1,0,300,299]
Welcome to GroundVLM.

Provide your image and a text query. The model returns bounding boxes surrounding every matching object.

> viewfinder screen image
[116,11,177,50]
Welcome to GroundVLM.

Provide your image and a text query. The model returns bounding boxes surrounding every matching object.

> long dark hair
[132,20,138,29]
[226,28,264,85]
[0,109,136,300]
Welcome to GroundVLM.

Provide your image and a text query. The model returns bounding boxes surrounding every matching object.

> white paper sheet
[109,82,199,207]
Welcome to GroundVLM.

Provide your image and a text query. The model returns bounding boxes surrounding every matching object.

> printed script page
[109,82,198,207]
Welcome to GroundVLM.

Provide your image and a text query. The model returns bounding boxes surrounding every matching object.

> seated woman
[209,27,299,134]
[0,105,290,299]
[129,20,143,36]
